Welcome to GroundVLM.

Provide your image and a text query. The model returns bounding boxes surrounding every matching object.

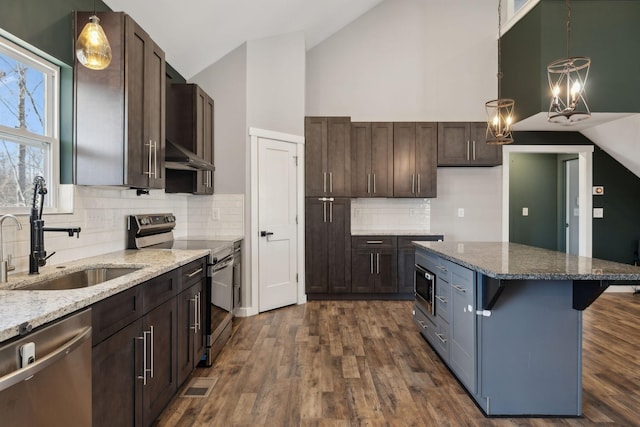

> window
[0,35,59,210]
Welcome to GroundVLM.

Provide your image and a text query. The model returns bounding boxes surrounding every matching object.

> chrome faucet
[29,176,81,275]
[0,214,23,283]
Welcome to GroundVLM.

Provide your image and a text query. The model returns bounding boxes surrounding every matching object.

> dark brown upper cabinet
[305,117,351,197]
[393,122,437,197]
[437,122,502,166]
[351,122,394,197]
[166,84,215,194]
[74,12,166,189]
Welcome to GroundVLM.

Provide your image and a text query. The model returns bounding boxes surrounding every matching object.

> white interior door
[565,158,580,255]
[258,138,298,312]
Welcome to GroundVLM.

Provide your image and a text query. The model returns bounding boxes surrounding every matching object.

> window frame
[0,34,62,213]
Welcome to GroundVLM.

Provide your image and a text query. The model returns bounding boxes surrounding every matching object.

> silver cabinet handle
[329,172,333,193]
[329,201,333,223]
[153,140,158,178]
[137,331,147,385]
[472,140,476,161]
[435,295,447,304]
[146,140,153,177]
[190,295,198,331]
[452,284,466,293]
[416,319,428,330]
[412,173,415,193]
[197,292,201,331]
[466,140,470,161]
[323,172,327,193]
[366,240,383,244]
[436,265,448,273]
[418,174,421,193]
[148,325,154,379]
[367,173,371,194]
[435,333,447,344]
[187,267,203,278]
[376,253,380,274]
[373,174,376,193]
[323,201,327,223]
[370,253,374,274]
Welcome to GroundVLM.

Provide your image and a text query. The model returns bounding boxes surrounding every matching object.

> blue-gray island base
[412,241,640,417]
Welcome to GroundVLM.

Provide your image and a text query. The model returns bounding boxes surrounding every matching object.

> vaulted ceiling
[103,0,385,79]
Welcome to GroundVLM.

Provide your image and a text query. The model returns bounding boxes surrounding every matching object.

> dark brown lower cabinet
[305,198,351,294]
[177,279,204,386]
[397,235,444,294]
[351,236,397,294]
[92,258,206,427]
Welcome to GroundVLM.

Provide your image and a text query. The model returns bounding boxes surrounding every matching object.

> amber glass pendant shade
[76,15,112,70]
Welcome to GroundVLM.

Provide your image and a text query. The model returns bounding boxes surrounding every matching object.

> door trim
[239,127,305,318]
[502,145,593,257]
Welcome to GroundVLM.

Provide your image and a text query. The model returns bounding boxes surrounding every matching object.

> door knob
[260,231,274,237]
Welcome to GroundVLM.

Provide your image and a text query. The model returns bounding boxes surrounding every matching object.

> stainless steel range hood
[165,140,215,171]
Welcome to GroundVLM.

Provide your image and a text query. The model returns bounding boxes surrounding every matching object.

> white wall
[306,0,503,240]
[190,44,248,194]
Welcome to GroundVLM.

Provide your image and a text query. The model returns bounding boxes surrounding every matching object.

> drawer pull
[452,284,466,293]
[435,295,447,304]
[187,267,204,278]
[366,240,383,244]
[436,265,448,273]
[435,333,447,344]
[416,319,428,330]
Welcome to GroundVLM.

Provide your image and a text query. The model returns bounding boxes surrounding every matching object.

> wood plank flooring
[155,293,640,426]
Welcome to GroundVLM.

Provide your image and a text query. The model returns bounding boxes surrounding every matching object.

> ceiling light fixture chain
[547,0,591,124]
[485,0,514,145]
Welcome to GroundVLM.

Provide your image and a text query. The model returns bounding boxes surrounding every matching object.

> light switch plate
[522,207,529,216]
[457,208,464,218]
[593,207,604,218]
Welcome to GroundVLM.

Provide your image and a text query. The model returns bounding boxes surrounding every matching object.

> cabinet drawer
[352,236,397,249]
[398,235,443,249]
[413,303,437,346]
[181,257,207,291]
[91,285,143,346]
[435,277,451,323]
[450,262,474,294]
[143,269,180,312]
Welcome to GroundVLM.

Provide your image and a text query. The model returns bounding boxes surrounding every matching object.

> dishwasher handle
[0,325,92,393]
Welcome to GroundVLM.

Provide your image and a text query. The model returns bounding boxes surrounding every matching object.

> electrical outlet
[457,208,464,218]
[593,207,604,218]
[211,208,220,221]
[522,207,529,216]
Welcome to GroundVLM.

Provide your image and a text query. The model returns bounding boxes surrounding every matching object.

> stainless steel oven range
[127,213,235,366]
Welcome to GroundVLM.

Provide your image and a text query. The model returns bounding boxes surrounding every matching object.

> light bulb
[552,85,561,97]
[492,115,499,127]
[76,15,112,70]
[571,81,581,97]
[506,115,512,126]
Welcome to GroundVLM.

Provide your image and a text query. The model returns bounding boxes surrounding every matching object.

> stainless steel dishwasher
[0,308,92,427]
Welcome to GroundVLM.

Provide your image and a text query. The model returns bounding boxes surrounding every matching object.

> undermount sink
[19,267,141,291]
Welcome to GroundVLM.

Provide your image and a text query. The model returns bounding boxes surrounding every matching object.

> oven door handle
[415,264,434,281]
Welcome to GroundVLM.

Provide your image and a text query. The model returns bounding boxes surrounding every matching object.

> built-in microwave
[415,263,435,316]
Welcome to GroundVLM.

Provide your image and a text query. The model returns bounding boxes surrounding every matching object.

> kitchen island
[412,241,640,417]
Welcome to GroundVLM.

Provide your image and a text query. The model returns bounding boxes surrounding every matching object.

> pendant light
[76,0,112,70]
[547,0,590,123]
[485,0,514,145]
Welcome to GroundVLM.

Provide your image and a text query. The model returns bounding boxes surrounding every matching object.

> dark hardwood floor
[155,293,640,426]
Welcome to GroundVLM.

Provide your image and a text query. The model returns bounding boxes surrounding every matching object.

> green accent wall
[0,0,186,184]
[503,0,640,119]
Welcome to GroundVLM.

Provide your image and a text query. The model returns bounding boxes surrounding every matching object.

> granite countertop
[0,248,210,342]
[351,230,444,237]
[414,241,640,281]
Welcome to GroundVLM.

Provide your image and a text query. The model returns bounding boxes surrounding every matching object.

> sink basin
[19,267,141,290]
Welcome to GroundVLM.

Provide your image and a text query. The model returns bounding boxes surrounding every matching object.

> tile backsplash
[351,198,431,233]
[186,194,245,238]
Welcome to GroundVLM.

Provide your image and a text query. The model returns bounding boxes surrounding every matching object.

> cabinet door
[370,122,394,197]
[177,282,203,387]
[327,117,351,196]
[437,122,470,166]
[305,117,328,197]
[201,94,215,194]
[469,122,502,166]
[393,122,416,197]
[125,17,149,189]
[146,37,166,189]
[327,198,351,293]
[350,122,371,197]
[92,319,143,427]
[351,249,375,293]
[143,298,177,426]
[449,263,476,393]
[305,198,328,293]
[374,248,397,293]
[397,246,415,294]
[415,122,438,197]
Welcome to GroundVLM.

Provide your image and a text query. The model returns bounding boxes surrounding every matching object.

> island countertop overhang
[413,241,640,282]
